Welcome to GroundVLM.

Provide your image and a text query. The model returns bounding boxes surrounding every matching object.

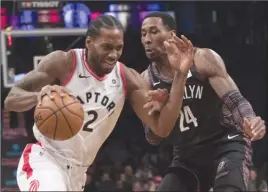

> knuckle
[54,85,62,91]
[41,85,48,91]
[46,85,53,91]
[55,86,61,90]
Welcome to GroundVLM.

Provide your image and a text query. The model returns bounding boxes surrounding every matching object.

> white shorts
[17,142,87,191]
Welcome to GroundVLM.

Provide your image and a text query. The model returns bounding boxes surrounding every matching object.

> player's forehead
[96,28,124,45]
[141,17,166,31]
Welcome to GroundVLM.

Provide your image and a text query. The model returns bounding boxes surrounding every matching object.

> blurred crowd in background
[1,1,268,191]
[87,136,171,192]
[88,135,268,192]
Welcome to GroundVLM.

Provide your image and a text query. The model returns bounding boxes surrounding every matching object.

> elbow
[146,137,161,146]
[159,131,171,138]
[145,127,163,145]
[153,120,177,138]
[4,96,19,112]
[4,97,12,111]
[153,127,171,138]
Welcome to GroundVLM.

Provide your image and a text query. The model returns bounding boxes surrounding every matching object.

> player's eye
[116,45,123,51]
[151,29,158,34]
[141,32,146,37]
[102,44,113,51]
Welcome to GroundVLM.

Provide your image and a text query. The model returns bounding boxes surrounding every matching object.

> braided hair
[86,15,124,38]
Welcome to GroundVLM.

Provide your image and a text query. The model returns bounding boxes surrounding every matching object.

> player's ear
[85,36,92,49]
[169,30,176,38]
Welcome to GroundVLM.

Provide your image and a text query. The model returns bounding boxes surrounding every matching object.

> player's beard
[88,52,106,76]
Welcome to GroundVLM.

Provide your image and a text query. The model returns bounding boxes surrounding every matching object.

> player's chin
[102,62,116,74]
[102,66,114,74]
[146,52,157,60]
[146,52,153,58]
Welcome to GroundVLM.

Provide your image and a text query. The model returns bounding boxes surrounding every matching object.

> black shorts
[158,141,252,192]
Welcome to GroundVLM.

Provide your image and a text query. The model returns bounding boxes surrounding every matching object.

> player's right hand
[37,85,73,105]
[164,34,194,74]
[243,117,266,141]
[144,89,169,115]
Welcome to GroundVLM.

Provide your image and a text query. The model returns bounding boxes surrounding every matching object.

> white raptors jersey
[33,49,126,166]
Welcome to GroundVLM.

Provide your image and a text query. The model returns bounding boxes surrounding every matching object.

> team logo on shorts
[217,158,228,173]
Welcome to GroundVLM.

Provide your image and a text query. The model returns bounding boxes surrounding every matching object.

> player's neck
[86,54,105,77]
[152,57,175,79]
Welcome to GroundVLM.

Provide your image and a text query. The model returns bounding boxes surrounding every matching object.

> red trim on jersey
[119,62,127,97]
[36,142,41,146]
[61,49,77,86]
[82,49,108,81]
[22,142,41,180]
[22,144,34,179]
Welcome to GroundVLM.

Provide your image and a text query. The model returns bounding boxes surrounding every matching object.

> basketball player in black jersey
[141,12,266,192]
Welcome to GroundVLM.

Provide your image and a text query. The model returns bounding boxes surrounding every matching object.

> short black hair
[86,15,124,38]
[144,12,176,31]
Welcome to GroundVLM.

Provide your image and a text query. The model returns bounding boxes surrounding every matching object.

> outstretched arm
[126,66,187,138]
[195,48,266,140]
[126,35,194,138]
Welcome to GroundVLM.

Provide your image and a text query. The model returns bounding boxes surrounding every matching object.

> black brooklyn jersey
[147,64,243,163]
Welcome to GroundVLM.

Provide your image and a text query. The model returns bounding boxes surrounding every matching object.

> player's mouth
[104,61,116,66]
[145,48,154,53]
[103,61,117,71]
[145,48,155,57]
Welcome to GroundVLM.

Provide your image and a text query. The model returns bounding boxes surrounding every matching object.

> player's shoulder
[40,50,72,65]
[119,63,139,76]
[141,69,148,76]
[193,47,226,77]
[141,69,149,82]
[46,50,70,59]
[38,50,74,75]
[119,63,149,92]
[194,48,222,60]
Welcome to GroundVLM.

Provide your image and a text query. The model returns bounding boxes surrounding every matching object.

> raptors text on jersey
[33,49,127,166]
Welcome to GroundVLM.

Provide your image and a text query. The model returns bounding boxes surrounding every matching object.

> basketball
[34,92,84,141]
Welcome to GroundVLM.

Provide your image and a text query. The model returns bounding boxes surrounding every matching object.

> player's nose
[107,51,117,61]
[144,35,152,45]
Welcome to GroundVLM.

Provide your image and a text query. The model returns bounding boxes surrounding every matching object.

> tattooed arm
[195,48,266,140]
[4,50,72,112]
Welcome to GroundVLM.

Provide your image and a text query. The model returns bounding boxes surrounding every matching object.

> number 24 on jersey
[179,105,198,132]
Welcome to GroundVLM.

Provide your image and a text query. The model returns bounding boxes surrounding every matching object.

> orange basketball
[34,92,84,141]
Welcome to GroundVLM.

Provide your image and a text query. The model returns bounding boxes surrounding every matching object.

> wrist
[174,70,188,77]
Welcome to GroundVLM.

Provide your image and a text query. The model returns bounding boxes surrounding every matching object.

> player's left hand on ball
[143,89,169,115]
[243,117,266,141]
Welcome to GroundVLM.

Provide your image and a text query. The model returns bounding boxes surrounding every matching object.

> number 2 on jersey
[83,110,98,132]
[179,106,198,132]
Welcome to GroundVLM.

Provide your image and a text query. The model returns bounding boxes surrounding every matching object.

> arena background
[1,1,267,191]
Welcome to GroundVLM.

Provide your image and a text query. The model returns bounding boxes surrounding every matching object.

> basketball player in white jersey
[4,15,194,191]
